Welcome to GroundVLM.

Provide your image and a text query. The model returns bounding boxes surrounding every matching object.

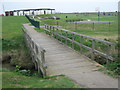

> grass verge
[2,16,81,88]
[2,68,79,88]
[35,14,120,77]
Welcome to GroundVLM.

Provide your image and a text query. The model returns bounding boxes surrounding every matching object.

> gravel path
[70,21,113,24]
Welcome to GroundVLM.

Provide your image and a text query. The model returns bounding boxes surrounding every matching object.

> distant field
[36,13,118,41]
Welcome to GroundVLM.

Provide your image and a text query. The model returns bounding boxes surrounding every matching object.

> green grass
[2,16,29,51]
[35,13,120,76]
[2,16,28,39]
[34,27,45,33]
[98,60,120,78]
[2,16,82,88]
[36,14,118,58]
[2,68,79,88]
[2,16,34,69]
[36,13,118,40]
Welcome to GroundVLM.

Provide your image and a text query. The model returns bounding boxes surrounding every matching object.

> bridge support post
[53,27,55,37]
[60,30,63,42]
[91,40,95,60]
[65,32,68,45]
[80,36,83,53]
[72,34,75,49]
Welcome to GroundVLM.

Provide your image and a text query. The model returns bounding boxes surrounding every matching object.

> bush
[18,70,31,76]
[105,61,120,75]
[15,65,21,72]
[15,65,32,76]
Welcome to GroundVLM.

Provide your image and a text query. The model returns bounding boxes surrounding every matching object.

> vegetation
[2,14,119,88]
[35,13,119,77]
[2,16,80,88]
[97,59,120,78]
[2,68,79,88]
[2,16,34,69]
[36,13,118,40]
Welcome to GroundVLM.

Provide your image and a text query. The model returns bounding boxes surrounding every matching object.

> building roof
[14,8,55,12]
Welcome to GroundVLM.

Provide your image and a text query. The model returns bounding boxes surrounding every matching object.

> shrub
[15,65,21,72]
[105,61,120,75]
[18,69,31,76]
[15,65,32,76]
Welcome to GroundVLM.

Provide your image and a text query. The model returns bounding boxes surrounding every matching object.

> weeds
[2,16,80,88]
[15,65,21,72]
[105,61,120,75]
[35,14,119,77]
[15,65,32,76]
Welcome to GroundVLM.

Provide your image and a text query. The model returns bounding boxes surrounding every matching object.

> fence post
[41,51,46,76]
[109,21,110,34]
[80,36,83,53]
[46,25,49,34]
[91,39,95,60]
[50,26,51,36]
[106,44,110,64]
[53,27,55,37]
[47,25,49,29]
[93,22,95,30]
[61,30,63,42]
[56,28,58,39]
[45,24,46,28]
[72,34,75,49]
[51,26,53,36]
[66,31,68,45]
[75,22,77,30]
[57,21,59,28]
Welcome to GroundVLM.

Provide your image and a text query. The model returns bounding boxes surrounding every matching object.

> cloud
[2,0,119,2]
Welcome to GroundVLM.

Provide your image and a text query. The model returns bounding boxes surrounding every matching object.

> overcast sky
[0,0,119,14]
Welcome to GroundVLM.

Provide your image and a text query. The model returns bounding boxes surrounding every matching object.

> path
[70,21,113,24]
[23,24,118,88]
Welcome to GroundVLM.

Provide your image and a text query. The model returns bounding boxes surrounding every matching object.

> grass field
[35,13,118,60]
[36,13,118,41]
[2,16,34,69]
[2,16,80,88]
[34,13,120,76]
[2,16,29,51]
[2,69,79,88]
[1,14,119,88]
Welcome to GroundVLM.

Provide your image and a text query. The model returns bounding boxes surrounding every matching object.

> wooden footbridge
[22,24,118,88]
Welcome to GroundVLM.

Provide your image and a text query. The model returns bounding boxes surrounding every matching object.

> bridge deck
[23,24,118,88]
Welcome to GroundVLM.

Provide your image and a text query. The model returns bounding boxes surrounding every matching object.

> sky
[0,0,119,14]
